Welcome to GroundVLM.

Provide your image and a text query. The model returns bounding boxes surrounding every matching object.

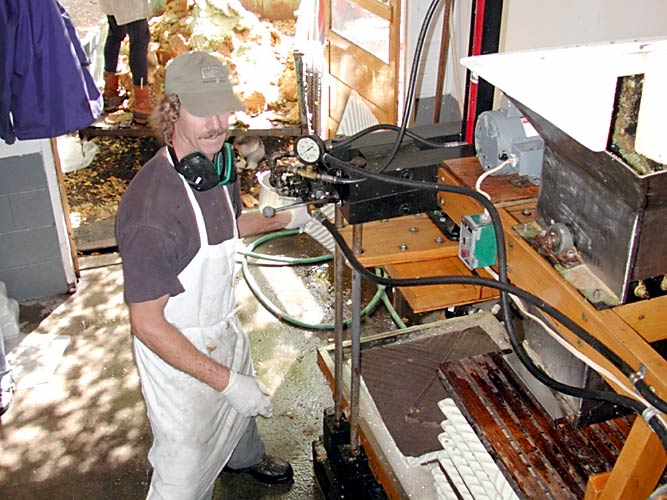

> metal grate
[438,352,633,499]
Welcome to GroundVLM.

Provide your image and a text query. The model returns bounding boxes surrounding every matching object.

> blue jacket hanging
[0,0,103,145]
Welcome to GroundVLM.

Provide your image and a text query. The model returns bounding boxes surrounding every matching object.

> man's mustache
[200,129,227,140]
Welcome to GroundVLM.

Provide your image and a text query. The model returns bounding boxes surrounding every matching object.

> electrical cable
[483,265,667,429]
[375,0,449,173]
[475,156,514,201]
[329,123,463,153]
[239,229,388,330]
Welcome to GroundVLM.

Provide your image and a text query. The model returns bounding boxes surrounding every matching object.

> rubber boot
[103,71,126,112]
[132,84,153,125]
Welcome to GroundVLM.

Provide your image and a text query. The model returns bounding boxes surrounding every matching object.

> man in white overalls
[116,51,310,499]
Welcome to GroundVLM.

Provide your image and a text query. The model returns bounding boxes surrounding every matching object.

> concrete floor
[0,232,398,500]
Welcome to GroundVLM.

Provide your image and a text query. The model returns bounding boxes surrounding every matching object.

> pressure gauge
[294,135,325,165]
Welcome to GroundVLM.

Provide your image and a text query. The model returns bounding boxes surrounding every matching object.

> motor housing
[474,99,544,182]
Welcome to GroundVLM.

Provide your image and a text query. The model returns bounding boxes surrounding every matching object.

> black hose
[329,123,460,152]
[375,0,446,173]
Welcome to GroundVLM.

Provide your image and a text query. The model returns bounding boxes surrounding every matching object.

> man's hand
[222,371,273,418]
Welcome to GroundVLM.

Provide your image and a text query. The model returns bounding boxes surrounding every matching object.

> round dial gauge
[294,135,325,165]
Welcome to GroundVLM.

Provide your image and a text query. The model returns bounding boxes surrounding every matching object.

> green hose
[239,230,333,265]
[377,272,408,330]
[240,229,401,330]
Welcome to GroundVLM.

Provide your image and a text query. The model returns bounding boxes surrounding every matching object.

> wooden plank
[50,138,80,281]
[611,295,667,342]
[328,32,396,123]
[338,214,458,267]
[597,419,667,500]
[478,266,500,300]
[504,200,538,226]
[442,156,540,205]
[585,472,609,500]
[436,166,483,224]
[386,257,498,313]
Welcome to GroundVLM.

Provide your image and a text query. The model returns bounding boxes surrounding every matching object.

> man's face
[172,106,232,160]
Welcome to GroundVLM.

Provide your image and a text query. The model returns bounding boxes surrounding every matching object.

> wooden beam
[596,418,666,500]
[338,214,458,267]
[386,256,498,313]
[612,295,667,343]
[50,138,80,281]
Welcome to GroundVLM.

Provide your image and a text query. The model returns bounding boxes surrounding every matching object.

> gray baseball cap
[164,51,245,117]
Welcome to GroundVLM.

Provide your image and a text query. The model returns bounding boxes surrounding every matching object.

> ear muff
[169,143,236,191]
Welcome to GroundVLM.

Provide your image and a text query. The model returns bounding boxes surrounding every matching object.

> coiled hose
[239,229,406,330]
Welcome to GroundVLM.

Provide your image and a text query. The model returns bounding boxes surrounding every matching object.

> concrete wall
[0,140,75,300]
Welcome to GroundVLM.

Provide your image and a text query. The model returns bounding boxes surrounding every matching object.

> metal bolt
[439,197,445,205]
[439,176,446,183]
[639,314,645,320]
[415,213,423,218]
[435,236,444,244]
[508,242,514,249]
[399,243,408,251]
[522,208,532,216]
[581,312,587,322]
[409,226,419,232]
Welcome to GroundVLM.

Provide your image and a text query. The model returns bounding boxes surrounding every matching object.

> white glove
[221,370,273,418]
[284,205,312,229]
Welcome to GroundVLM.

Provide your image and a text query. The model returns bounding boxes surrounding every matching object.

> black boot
[224,453,293,485]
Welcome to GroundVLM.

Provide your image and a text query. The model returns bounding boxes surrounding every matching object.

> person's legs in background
[125,18,152,124]
[102,15,128,112]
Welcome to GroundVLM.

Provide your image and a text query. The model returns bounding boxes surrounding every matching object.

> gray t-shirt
[116,147,242,304]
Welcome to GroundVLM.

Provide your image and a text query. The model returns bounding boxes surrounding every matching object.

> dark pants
[226,417,265,469]
[103,15,149,86]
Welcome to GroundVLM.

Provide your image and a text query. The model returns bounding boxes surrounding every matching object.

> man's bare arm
[128,294,231,392]
[237,208,290,238]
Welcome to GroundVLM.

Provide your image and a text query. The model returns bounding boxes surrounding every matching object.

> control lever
[262,200,311,218]
[262,196,339,218]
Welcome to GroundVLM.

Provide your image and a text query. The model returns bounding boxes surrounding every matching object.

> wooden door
[323,0,401,137]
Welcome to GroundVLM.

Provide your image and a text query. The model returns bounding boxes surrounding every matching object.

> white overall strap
[181,176,210,252]
[221,183,239,239]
